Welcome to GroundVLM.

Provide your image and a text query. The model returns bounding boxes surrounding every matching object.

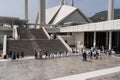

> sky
[0,0,120,23]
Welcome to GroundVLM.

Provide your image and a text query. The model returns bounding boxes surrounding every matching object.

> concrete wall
[72,32,84,49]
[60,19,120,32]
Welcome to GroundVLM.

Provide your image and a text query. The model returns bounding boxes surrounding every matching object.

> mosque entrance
[112,31,120,53]
[84,32,94,48]
[84,32,107,49]
[96,32,106,49]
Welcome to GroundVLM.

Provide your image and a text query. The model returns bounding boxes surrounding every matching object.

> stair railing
[12,26,18,40]
[42,27,50,39]
[2,35,7,58]
[57,36,72,52]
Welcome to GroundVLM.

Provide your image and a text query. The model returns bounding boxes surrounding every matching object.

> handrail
[42,27,50,39]
[2,35,7,58]
[57,36,72,52]
[12,26,18,40]
[0,27,12,30]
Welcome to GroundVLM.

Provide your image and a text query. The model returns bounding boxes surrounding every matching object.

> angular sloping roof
[52,5,77,25]
[37,5,91,26]
[46,6,61,24]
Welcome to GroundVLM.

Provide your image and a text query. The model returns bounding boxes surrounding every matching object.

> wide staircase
[17,27,48,39]
[7,27,68,56]
[30,29,48,39]
[7,39,67,56]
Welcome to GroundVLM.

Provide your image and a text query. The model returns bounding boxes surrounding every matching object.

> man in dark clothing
[20,51,24,59]
[9,51,12,59]
[12,52,16,60]
[16,51,20,60]
[34,49,38,59]
[82,51,87,61]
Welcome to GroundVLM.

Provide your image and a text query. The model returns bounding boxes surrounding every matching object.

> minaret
[71,0,74,7]
[64,0,66,5]
[25,0,28,21]
[108,0,114,20]
[60,0,64,5]
[39,0,46,27]
[108,0,114,50]
[60,0,66,5]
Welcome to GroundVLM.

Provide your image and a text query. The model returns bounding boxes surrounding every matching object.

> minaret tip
[60,0,66,6]
[71,0,74,7]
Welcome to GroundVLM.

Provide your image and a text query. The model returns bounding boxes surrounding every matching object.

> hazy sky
[0,0,120,22]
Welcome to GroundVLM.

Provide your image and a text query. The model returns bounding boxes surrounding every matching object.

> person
[98,49,102,59]
[40,50,42,59]
[3,55,7,59]
[108,49,112,56]
[34,49,38,59]
[45,51,48,58]
[82,51,87,61]
[95,50,99,59]
[12,51,16,60]
[20,51,24,59]
[16,51,20,60]
[8,51,12,59]
[37,50,40,59]
[89,50,93,62]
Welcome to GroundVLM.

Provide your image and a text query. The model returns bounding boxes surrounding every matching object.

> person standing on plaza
[8,50,12,59]
[37,50,40,59]
[89,49,93,63]
[34,49,38,59]
[20,51,24,59]
[39,50,42,59]
[12,51,16,60]
[16,51,20,60]
[82,51,87,61]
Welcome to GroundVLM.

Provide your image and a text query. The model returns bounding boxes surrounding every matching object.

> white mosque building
[34,0,120,52]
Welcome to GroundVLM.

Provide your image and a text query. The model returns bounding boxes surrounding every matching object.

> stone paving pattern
[87,72,120,80]
[0,55,120,80]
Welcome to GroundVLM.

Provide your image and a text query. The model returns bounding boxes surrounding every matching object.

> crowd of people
[3,47,115,62]
[4,51,24,60]
[34,48,80,59]
[82,48,114,62]
[34,47,115,64]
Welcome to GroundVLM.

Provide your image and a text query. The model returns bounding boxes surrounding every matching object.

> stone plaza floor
[87,72,120,80]
[0,55,120,80]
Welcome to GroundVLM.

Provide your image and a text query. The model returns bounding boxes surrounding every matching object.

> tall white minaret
[108,0,114,20]
[64,0,66,5]
[25,0,28,21]
[60,0,64,5]
[108,0,114,50]
[39,0,46,27]
[60,0,66,5]
[71,0,74,7]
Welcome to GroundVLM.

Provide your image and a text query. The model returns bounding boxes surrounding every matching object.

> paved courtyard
[87,72,120,80]
[0,55,120,80]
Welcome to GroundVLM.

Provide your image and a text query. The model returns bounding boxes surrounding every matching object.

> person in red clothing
[31,35,35,40]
